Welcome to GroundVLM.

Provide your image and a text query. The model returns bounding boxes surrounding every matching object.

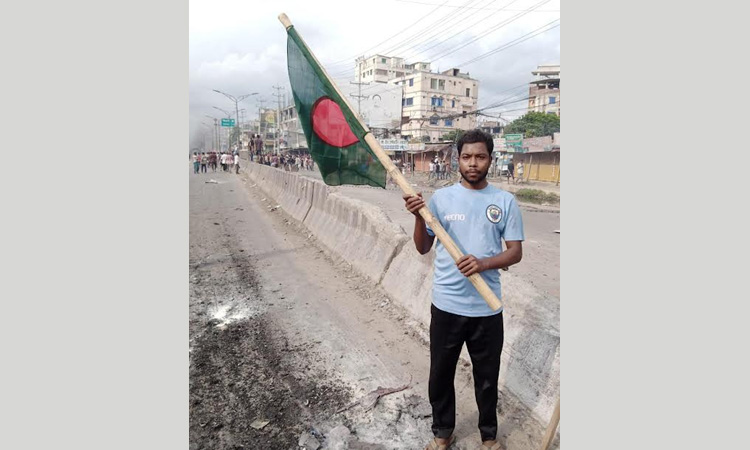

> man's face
[458,142,491,185]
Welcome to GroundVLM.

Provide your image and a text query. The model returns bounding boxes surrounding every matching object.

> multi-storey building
[353,56,479,142]
[528,64,560,116]
[279,104,307,151]
[354,55,429,84]
[392,67,479,142]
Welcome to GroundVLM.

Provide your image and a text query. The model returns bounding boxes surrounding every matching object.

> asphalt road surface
[189,166,556,450]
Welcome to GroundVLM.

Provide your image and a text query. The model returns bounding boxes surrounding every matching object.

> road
[189,166,557,450]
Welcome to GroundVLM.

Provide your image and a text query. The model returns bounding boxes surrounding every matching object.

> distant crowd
[255,153,315,172]
[191,151,240,174]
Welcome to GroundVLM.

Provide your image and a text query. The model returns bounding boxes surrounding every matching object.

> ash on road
[189,166,553,450]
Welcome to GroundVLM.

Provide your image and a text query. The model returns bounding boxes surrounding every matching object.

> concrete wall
[241,162,560,426]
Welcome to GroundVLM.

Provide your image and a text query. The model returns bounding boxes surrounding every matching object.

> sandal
[425,435,455,450]
[479,441,501,450]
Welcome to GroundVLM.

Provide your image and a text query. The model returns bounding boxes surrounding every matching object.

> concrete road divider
[240,163,559,427]
[303,185,408,282]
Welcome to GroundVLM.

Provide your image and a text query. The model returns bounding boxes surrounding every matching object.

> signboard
[378,138,408,151]
[340,82,402,129]
[504,133,523,153]
[221,118,235,127]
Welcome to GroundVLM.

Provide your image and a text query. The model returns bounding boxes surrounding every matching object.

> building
[354,55,426,84]
[394,67,479,143]
[478,120,503,136]
[392,66,479,143]
[528,64,560,116]
[351,55,479,142]
[279,104,307,152]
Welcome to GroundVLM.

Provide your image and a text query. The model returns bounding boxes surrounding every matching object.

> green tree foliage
[440,129,466,142]
[503,112,560,138]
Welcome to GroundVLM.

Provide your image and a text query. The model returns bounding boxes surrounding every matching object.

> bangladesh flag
[285,23,386,188]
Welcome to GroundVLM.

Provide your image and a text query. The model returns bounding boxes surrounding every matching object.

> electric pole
[272,85,284,155]
[350,57,369,117]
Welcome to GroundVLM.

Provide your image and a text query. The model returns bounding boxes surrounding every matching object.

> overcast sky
[189,0,560,148]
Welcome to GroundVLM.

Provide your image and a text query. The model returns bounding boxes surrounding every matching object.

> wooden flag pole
[539,397,560,450]
[279,13,502,310]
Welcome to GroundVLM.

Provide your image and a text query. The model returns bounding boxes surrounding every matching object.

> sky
[189,0,560,149]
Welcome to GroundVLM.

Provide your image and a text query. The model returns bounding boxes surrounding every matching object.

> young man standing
[403,129,524,450]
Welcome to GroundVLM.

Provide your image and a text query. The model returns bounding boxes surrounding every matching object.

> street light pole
[213,89,258,152]
[205,115,220,151]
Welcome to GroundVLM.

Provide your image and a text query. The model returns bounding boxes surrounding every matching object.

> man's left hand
[456,254,485,277]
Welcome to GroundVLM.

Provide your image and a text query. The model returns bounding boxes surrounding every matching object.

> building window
[451,100,455,108]
[549,96,556,104]
[431,78,438,89]
[431,97,443,107]
[466,88,471,97]
[404,97,413,106]
[430,116,438,125]
[409,78,414,87]
[381,58,386,63]
[445,119,453,126]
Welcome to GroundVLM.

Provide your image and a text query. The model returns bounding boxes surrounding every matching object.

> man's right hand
[403,193,425,217]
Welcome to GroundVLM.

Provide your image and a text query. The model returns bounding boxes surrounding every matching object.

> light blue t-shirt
[425,183,525,317]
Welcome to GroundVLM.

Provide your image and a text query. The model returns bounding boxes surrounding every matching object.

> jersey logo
[486,204,502,223]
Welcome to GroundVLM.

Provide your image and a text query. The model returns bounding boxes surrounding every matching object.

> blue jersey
[425,183,525,317]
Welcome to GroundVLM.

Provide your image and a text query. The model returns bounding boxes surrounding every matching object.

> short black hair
[457,129,493,155]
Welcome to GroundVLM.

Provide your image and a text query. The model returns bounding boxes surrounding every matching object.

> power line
[428,0,553,62]
[378,0,487,57]
[395,0,559,12]
[322,0,450,69]
[328,0,484,78]
[397,0,521,61]
[454,19,560,66]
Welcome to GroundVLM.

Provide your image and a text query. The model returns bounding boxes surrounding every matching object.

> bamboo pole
[539,397,560,450]
[279,13,501,311]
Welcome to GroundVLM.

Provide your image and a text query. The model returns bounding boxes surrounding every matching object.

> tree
[440,129,465,142]
[503,112,559,138]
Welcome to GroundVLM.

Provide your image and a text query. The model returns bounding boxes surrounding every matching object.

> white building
[392,67,479,143]
[354,55,426,84]
[528,64,560,116]
[279,104,307,151]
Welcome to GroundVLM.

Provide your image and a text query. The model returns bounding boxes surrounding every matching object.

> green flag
[285,24,386,188]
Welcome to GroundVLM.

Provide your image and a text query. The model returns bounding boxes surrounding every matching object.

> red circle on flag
[311,97,359,147]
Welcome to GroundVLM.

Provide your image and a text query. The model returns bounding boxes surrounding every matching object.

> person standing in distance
[403,129,524,450]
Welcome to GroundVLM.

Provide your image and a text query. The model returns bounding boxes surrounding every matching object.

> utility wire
[395,0,559,12]
[322,0,450,69]
[429,0,553,62]
[455,19,559,66]
[398,0,520,61]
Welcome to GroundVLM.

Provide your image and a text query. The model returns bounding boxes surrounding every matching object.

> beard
[460,167,489,185]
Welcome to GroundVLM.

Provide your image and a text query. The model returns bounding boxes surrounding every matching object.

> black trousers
[429,304,504,441]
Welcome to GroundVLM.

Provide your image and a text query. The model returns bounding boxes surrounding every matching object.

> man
[233,152,240,174]
[254,135,264,157]
[506,159,514,183]
[192,152,199,174]
[403,129,524,450]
